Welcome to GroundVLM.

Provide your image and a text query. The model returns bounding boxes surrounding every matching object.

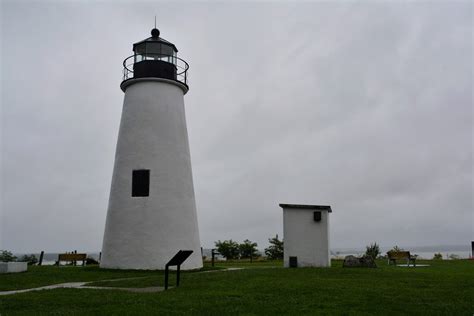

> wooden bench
[387,251,416,266]
[57,253,87,266]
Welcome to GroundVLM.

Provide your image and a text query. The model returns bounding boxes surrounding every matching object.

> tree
[265,234,284,260]
[0,250,17,262]
[19,254,38,265]
[433,253,443,260]
[389,245,404,253]
[365,242,380,260]
[215,240,240,260]
[239,239,258,261]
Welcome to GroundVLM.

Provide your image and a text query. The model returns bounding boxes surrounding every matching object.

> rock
[343,255,376,268]
[342,255,359,267]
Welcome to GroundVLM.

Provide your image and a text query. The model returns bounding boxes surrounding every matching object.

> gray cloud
[1,1,472,252]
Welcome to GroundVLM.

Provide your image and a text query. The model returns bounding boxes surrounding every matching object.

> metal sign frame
[164,250,193,290]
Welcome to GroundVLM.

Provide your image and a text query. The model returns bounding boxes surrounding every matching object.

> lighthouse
[100,28,202,270]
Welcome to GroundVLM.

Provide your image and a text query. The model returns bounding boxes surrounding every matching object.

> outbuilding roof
[279,204,332,212]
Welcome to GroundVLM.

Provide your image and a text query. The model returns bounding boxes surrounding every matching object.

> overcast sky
[1,1,472,253]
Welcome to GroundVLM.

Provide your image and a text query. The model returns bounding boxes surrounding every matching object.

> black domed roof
[133,29,178,52]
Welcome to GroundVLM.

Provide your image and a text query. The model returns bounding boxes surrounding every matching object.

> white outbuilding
[279,204,332,268]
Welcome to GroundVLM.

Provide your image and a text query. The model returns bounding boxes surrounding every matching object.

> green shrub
[18,254,38,265]
[86,257,99,265]
[0,250,17,262]
[433,253,443,260]
[215,240,240,260]
[265,235,284,260]
[239,240,258,259]
[365,242,380,260]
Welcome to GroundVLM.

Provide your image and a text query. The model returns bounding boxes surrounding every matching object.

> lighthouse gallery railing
[122,53,189,86]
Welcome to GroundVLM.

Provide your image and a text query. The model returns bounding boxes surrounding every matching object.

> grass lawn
[0,259,472,315]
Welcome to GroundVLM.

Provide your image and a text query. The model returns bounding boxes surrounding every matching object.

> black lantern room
[122,28,189,90]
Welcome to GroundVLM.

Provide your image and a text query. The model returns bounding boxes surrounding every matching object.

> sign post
[164,250,193,290]
[211,249,220,267]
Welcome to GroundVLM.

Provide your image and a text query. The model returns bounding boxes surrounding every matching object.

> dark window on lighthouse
[132,169,150,197]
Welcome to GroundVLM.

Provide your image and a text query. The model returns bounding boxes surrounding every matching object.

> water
[331,245,472,259]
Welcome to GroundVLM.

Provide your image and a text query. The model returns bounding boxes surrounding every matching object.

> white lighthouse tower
[100,28,202,270]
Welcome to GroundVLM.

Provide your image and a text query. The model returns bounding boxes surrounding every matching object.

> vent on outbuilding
[313,211,321,222]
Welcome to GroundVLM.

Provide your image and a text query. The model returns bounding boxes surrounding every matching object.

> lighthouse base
[100,248,203,271]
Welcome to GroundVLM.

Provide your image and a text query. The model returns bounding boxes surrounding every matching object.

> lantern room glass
[134,42,177,65]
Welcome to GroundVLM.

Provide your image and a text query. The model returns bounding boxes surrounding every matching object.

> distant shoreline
[12,244,472,261]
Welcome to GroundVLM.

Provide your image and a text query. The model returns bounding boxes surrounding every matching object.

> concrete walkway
[0,282,88,296]
[80,285,164,293]
[0,268,243,296]
[199,267,243,273]
[0,281,165,296]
